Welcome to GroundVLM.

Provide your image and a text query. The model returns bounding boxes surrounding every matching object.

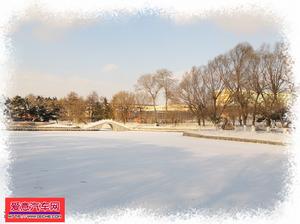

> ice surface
[7,131,289,215]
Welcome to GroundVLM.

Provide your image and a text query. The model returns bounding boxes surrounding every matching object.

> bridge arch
[82,119,131,131]
[98,122,114,131]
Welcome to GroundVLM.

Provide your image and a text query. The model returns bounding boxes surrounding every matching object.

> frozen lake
[8,131,289,214]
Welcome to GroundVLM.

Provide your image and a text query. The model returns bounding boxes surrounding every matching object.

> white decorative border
[0,1,299,223]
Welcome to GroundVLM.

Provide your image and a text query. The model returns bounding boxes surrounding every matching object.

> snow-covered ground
[7,131,289,215]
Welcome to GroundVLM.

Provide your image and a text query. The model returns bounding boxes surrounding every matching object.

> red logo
[5,198,65,222]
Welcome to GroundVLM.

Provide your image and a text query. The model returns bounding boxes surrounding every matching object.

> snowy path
[7,131,289,214]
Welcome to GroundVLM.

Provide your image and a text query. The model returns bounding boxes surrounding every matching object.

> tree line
[4,92,113,123]
[4,42,294,128]
[176,42,294,127]
[112,42,294,127]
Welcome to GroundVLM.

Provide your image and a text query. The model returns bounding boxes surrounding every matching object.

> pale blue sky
[9,13,282,98]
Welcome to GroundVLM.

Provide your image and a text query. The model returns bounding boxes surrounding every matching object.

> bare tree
[178,66,207,126]
[247,50,266,126]
[86,91,100,122]
[156,69,177,112]
[203,55,232,125]
[224,43,254,125]
[134,91,152,106]
[60,91,87,123]
[260,42,292,126]
[134,92,152,122]
[135,74,162,123]
[111,91,136,124]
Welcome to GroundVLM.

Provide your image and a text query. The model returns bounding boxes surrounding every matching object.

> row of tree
[4,92,113,123]
[177,42,293,127]
[4,42,294,127]
[111,42,294,127]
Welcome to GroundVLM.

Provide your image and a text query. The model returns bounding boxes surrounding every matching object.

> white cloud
[210,12,280,34]
[101,63,119,73]
[8,5,100,41]
[8,4,281,42]
[7,72,125,98]
[166,9,281,35]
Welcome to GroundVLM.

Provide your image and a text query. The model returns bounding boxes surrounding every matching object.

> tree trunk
[197,117,201,126]
[242,114,247,126]
[213,98,217,124]
[239,115,242,126]
[252,114,256,126]
[252,94,259,126]
[153,103,158,124]
[266,117,271,127]
[165,96,168,112]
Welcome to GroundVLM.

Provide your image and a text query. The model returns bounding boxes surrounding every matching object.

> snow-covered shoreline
[6,121,292,146]
[183,130,291,145]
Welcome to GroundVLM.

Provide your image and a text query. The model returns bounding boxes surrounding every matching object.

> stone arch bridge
[82,119,132,131]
